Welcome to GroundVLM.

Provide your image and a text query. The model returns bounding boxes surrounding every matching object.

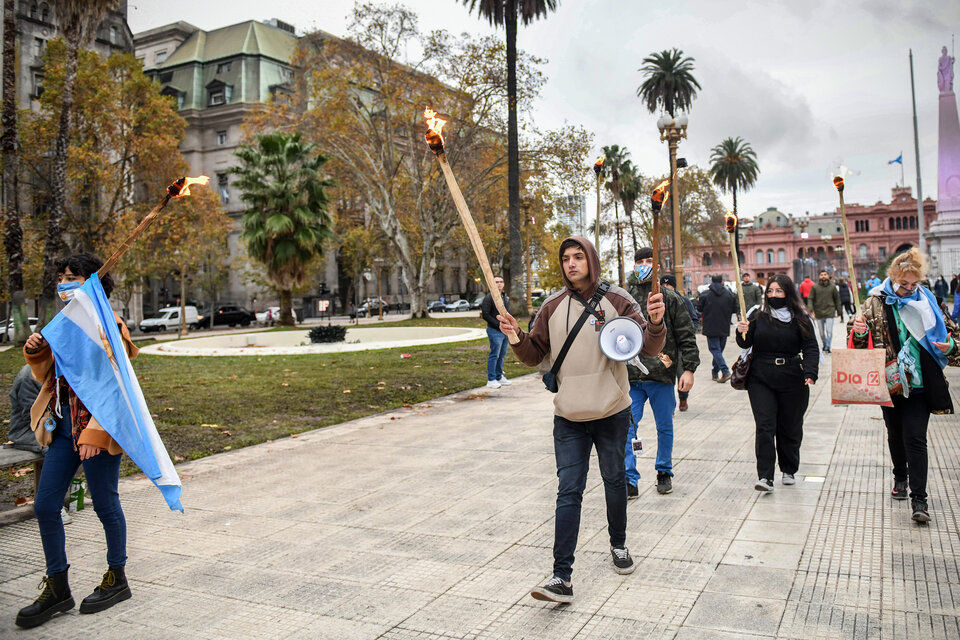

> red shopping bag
[831,330,893,406]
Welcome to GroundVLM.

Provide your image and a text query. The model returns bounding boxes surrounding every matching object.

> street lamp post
[796,217,809,281]
[657,114,688,287]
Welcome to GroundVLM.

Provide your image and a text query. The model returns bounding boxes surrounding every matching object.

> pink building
[681,186,937,292]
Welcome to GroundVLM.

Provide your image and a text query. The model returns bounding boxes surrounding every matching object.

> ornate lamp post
[795,217,809,281]
[657,114,688,288]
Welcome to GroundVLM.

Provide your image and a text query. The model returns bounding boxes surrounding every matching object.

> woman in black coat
[736,274,820,492]
[837,278,854,321]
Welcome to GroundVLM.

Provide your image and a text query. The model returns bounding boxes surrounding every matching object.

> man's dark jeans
[552,408,630,582]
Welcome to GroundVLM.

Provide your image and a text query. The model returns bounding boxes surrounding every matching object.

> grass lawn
[0,316,534,510]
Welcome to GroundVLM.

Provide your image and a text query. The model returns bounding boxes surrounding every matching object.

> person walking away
[624,249,699,497]
[736,275,819,492]
[697,275,738,383]
[16,254,134,629]
[933,275,948,301]
[497,237,666,603]
[798,276,814,304]
[741,272,763,313]
[807,270,841,353]
[837,278,854,321]
[661,274,699,410]
[849,249,960,523]
[480,275,511,389]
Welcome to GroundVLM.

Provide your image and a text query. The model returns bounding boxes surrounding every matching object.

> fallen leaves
[11,468,33,478]
[14,497,33,507]
[342,389,352,394]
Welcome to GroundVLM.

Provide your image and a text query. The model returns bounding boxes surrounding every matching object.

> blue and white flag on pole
[40,274,183,512]
[888,153,903,165]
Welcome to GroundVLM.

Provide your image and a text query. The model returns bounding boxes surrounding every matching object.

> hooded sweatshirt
[510,237,665,421]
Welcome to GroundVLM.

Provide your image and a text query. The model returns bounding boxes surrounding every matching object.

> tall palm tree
[232,132,334,326]
[38,0,119,325]
[709,136,759,260]
[602,145,630,284]
[618,163,643,256]
[636,48,701,117]
[461,0,558,314]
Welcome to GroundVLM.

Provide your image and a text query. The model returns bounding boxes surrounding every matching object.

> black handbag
[542,282,610,393]
[729,352,752,390]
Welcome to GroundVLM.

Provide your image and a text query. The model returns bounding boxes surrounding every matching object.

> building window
[895,217,902,230]
[767,250,774,264]
[31,73,44,98]
[217,130,227,145]
[217,173,229,203]
[864,220,870,232]
[702,253,712,266]
[209,90,224,106]
[216,61,232,73]
[858,243,868,259]
[155,50,167,64]
[909,216,916,229]
[777,248,785,263]
[110,26,118,45]
[878,247,887,259]
[755,250,763,265]
[29,2,37,19]
[40,3,49,22]
[889,217,894,230]
[33,38,44,57]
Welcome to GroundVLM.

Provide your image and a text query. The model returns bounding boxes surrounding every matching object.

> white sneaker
[782,474,796,485]
[498,376,512,385]
[486,380,502,389]
[61,507,73,525]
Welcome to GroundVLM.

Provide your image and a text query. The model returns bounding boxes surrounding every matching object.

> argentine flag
[41,274,183,512]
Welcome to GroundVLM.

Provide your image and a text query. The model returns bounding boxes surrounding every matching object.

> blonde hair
[888,248,928,280]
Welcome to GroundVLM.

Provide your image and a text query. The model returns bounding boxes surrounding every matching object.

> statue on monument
[939,46,954,94]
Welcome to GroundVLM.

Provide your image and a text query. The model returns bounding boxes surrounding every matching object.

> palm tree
[709,136,760,259]
[602,145,630,284]
[618,163,643,256]
[37,0,119,325]
[232,132,334,326]
[461,0,558,315]
[636,48,701,117]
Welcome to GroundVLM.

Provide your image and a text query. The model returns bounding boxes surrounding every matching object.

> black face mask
[767,297,788,309]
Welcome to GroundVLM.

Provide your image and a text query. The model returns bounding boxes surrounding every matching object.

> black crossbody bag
[542,281,610,393]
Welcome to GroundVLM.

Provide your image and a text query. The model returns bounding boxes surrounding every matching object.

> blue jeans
[707,335,729,376]
[486,327,508,381]
[953,293,960,322]
[552,408,630,582]
[34,410,126,575]
[625,381,676,484]
[816,317,834,351]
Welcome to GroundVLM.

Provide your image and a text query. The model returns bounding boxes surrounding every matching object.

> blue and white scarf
[876,278,949,370]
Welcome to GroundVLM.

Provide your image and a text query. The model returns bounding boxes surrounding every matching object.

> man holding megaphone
[498,236,665,604]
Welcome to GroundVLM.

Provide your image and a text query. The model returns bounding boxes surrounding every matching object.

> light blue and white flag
[888,153,903,165]
[41,274,183,511]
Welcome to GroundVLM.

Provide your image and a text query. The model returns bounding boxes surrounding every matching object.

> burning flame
[593,154,605,175]
[168,175,210,199]
[832,175,845,192]
[424,107,446,152]
[725,210,738,233]
[651,179,670,204]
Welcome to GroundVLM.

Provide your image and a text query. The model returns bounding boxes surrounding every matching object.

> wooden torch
[649,179,671,295]
[424,108,518,344]
[726,210,748,336]
[593,155,605,255]
[833,176,862,318]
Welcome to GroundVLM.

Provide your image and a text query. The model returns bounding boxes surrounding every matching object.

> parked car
[198,304,255,327]
[356,297,388,318]
[426,300,446,313]
[444,299,470,312]
[255,306,297,325]
[139,306,199,333]
[469,295,484,310]
[5,317,38,341]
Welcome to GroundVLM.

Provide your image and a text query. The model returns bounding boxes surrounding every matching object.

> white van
[139,306,199,333]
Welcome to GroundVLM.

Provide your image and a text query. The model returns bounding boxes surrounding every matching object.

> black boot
[15,571,74,628]
[79,565,132,614]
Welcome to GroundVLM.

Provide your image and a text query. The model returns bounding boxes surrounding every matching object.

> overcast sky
[129,0,960,222]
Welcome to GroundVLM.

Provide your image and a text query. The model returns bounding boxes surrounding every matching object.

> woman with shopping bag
[736,275,820,492]
[849,249,960,523]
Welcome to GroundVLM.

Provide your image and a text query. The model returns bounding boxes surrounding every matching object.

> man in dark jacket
[697,275,738,382]
[480,275,511,388]
[741,272,763,312]
[837,278,854,321]
[8,365,43,452]
[625,249,700,496]
[807,270,841,353]
[661,274,698,411]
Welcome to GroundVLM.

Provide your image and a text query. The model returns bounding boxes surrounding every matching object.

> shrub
[308,325,347,343]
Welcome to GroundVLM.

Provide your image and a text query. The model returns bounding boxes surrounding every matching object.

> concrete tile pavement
[0,317,958,638]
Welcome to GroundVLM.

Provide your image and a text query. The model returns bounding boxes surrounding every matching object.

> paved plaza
[1,322,959,639]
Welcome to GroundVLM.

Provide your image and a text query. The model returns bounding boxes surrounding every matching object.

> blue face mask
[57,281,83,303]
[634,264,652,281]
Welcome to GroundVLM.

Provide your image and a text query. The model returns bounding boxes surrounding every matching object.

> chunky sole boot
[15,572,74,629]
[79,567,132,614]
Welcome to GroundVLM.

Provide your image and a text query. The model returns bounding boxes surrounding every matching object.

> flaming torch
[424,108,518,344]
[833,176,862,317]
[593,155,605,253]
[98,176,210,277]
[649,179,671,294]
[726,210,748,335]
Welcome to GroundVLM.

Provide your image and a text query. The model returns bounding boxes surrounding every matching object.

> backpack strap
[549,281,611,378]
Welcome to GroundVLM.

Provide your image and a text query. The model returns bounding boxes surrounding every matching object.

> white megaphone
[598,316,648,373]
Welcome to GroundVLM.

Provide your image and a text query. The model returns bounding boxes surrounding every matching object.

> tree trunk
[279,288,294,325]
[2,0,26,343]
[505,13,526,317]
[38,38,80,327]
[178,265,187,337]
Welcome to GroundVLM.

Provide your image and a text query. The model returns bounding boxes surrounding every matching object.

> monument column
[929,46,960,277]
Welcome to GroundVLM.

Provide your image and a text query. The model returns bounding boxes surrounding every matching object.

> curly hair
[888,248,928,281]
[55,253,114,298]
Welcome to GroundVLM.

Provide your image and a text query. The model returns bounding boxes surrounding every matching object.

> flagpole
[909,49,925,250]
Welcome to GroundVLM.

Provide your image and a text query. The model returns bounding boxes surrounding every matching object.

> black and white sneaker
[611,546,635,575]
[782,474,796,485]
[530,577,573,603]
[656,472,673,495]
[754,478,774,492]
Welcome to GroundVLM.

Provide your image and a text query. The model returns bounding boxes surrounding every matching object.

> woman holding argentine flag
[849,248,960,525]
[15,254,135,629]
